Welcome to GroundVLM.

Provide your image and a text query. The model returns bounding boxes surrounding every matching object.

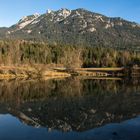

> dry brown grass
[76,71,109,76]
[75,67,124,71]
[0,65,126,80]
[76,76,122,80]
[43,70,71,77]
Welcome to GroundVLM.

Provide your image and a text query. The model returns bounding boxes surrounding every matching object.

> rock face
[0,8,140,49]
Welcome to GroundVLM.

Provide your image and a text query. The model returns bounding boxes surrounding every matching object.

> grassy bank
[0,65,71,80]
[0,65,139,80]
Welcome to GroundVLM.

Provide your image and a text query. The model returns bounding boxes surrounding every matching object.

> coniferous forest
[0,40,140,68]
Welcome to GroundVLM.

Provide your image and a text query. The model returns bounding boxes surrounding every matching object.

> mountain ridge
[0,8,140,49]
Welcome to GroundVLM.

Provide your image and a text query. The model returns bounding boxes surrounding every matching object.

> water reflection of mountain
[0,77,140,131]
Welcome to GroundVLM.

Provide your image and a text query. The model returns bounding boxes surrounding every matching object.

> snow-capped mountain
[0,8,140,49]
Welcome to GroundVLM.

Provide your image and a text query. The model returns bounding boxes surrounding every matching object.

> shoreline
[0,66,139,80]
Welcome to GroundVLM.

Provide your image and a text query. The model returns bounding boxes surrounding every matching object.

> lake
[0,77,140,140]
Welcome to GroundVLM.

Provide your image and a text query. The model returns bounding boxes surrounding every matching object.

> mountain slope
[0,27,8,38]
[0,8,140,49]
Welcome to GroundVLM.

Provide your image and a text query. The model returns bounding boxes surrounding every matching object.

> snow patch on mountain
[58,8,71,18]
[105,24,111,29]
[95,15,104,22]
[52,9,71,23]
[46,9,52,14]
[27,30,32,33]
[71,11,81,18]
[33,13,40,18]
[116,22,123,26]
[31,20,40,25]
[87,27,96,32]
[18,20,34,29]
[18,14,40,29]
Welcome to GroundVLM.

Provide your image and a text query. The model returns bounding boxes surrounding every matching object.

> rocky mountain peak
[46,9,52,14]
[46,8,71,18]
[0,8,140,50]
[58,8,71,18]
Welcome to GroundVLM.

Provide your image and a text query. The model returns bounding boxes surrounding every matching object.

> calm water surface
[0,77,140,140]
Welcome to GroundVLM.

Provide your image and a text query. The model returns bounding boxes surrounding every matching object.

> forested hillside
[0,40,140,68]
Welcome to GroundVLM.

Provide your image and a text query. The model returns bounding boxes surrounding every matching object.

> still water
[0,77,140,140]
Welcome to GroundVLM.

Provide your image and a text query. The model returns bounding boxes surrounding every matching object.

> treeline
[0,40,140,68]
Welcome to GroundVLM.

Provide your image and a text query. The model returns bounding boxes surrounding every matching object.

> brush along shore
[0,65,138,80]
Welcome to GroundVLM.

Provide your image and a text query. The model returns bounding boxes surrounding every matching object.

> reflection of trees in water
[0,78,140,131]
[82,79,121,95]
[0,78,140,103]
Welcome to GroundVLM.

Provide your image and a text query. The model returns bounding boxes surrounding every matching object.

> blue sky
[0,0,140,27]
